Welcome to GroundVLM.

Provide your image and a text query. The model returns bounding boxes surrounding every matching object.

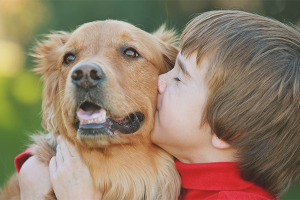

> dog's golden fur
[0,20,181,200]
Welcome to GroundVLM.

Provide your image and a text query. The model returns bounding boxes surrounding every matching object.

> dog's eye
[124,48,139,58]
[63,53,76,65]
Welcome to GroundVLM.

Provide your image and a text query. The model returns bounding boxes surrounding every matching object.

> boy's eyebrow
[177,57,191,78]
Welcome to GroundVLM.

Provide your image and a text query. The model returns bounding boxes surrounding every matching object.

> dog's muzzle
[71,63,145,136]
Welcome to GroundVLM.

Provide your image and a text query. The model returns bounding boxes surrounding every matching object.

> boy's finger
[49,156,57,175]
[64,138,81,158]
[58,138,72,159]
[56,145,64,166]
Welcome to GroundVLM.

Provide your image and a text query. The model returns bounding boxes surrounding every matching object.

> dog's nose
[71,63,105,90]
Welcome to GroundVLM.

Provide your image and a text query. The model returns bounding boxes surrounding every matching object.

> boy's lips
[156,98,161,112]
[155,106,160,112]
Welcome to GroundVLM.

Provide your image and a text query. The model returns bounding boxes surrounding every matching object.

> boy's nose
[158,74,166,94]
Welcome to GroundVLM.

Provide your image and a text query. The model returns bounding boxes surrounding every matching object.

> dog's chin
[75,113,144,147]
[76,120,115,136]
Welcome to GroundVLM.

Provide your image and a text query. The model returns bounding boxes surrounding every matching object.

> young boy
[17,10,300,199]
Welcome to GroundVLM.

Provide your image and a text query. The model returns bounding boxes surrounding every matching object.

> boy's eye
[174,77,181,81]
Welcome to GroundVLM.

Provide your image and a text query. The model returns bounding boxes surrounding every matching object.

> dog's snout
[71,63,105,90]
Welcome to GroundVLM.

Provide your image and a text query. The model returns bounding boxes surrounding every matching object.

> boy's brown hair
[180,10,300,196]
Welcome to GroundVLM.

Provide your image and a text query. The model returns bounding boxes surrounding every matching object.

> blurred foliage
[0,0,299,199]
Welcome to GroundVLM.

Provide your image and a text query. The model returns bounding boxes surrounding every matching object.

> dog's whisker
[54,87,66,99]
[124,95,143,126]
[56,88,72,112]
[112,104,129,150]
[120,103,134,126]
[117,138,125,151]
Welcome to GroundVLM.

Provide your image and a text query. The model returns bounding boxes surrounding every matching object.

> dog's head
[33,20,178,148]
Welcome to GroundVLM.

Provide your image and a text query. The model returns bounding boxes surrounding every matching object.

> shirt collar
[175,160,254,191]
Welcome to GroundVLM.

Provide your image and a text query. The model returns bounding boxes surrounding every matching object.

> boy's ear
[212,132,231,149]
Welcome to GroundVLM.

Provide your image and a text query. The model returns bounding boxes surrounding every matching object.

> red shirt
[14,148,32,173]
[176,160,278,200]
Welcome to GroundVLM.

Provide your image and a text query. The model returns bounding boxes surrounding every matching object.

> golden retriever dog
[0,20,181,200]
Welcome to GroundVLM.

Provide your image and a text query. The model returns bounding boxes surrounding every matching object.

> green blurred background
[0,0,299,199]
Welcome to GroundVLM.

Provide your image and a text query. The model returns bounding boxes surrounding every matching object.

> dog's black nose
[71,63,105,90]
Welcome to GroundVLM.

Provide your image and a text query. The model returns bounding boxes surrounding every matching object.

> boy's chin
[149,128,158,143]
[150,127,162,146]
[150,130,169,153]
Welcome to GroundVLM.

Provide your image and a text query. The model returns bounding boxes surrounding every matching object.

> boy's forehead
[178,51,211,68]
[176,52,191,78]
[177,51,211,80]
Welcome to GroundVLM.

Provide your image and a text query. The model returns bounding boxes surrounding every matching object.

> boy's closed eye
[174,77,181,81]
[177,56,191,78]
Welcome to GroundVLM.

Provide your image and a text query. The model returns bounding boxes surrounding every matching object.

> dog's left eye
[124,48,139,58]
[63,53,76,65]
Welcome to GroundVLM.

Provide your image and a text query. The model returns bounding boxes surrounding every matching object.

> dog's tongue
[77,108,104,120]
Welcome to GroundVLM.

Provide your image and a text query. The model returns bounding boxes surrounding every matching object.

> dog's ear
[31,31,71,134]
[152,24,179,74]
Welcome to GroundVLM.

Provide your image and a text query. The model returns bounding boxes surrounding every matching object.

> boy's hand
[49,136,102,200]
[19,155,52,200]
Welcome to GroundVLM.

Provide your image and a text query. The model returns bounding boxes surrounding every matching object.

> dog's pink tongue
[77,108,103,120]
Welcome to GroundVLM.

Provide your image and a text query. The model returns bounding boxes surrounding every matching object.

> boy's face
[151,52,213,163]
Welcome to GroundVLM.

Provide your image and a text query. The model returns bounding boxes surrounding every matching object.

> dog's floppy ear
[152,24,179,73]
[31,31,70,134]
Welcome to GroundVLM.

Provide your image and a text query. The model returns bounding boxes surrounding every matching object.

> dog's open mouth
[75,101,144,135]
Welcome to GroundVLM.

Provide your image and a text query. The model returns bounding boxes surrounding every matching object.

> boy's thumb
[49,156,57,176]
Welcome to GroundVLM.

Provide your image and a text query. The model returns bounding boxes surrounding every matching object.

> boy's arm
[18,155,52,200]
[15,148,52,199]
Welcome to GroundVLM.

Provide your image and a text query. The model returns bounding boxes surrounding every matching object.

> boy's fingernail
[57,135,62,141]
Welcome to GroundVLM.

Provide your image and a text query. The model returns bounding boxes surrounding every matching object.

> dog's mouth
[75,101,144,135]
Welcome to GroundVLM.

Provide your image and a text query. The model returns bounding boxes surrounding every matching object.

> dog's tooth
[96,117,100,123]
[102,110,106,119]
[80,116,106,124]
